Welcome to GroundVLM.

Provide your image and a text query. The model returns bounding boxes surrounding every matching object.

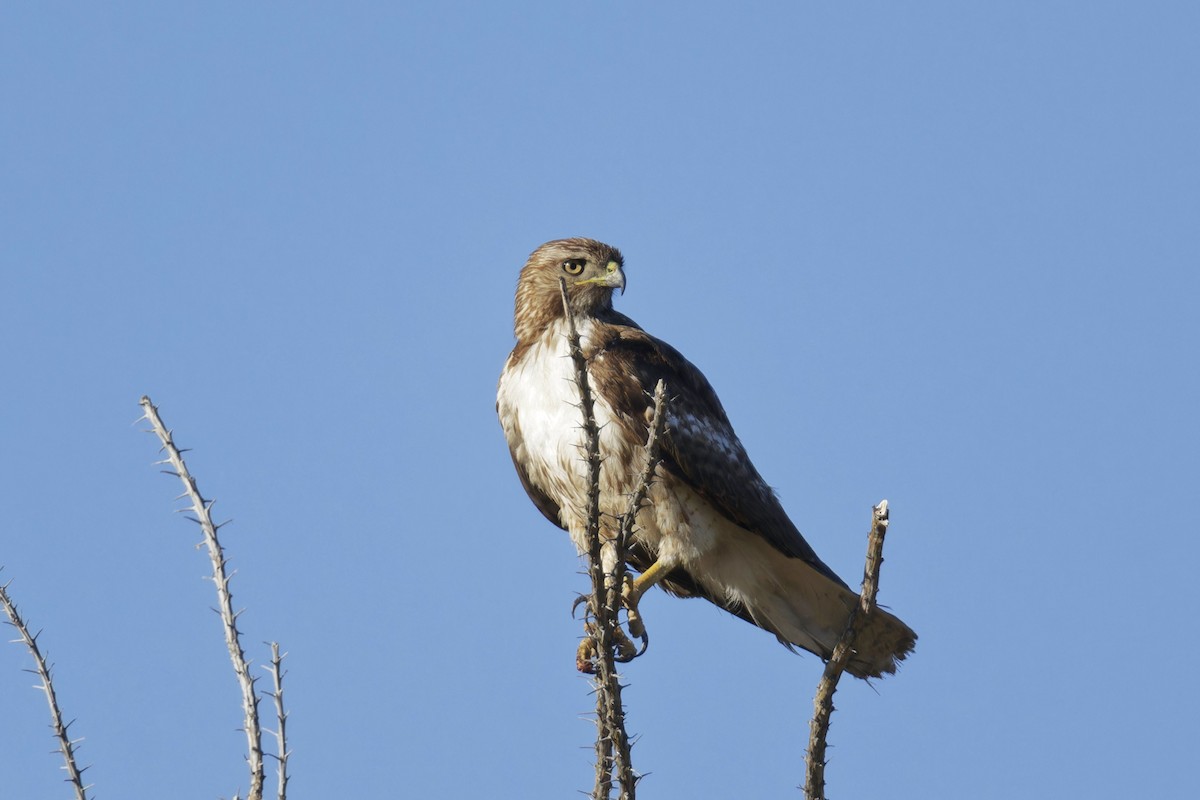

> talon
[576,626,598,673]
[613,627,647,662]
[575,559,672,669]
[622,574,647,640]
[612,625,638,663]
[617,560,674,658]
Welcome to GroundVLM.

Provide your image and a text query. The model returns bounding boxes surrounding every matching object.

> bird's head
[513,238,626,341]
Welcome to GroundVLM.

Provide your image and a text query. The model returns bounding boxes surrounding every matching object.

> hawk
[496,238,915,678]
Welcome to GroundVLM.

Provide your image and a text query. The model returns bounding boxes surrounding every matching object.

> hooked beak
[608,260,626,294]
[579,260,625,294]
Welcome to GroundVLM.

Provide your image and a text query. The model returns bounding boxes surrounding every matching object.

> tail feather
[637,530,917,678]
[665,531,916,679]
[743,553,916,679]
[848,601,917,678]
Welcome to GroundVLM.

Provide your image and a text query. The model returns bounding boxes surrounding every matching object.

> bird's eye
[562,259,586,275]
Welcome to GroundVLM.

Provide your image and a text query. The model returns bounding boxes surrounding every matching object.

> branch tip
[140,397,268,800]
[803,501,893,800]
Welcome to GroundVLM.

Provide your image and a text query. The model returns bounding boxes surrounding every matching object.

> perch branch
[139,396,265,800]
[559,279,618,798]
[560,279,644,800]
[618,379,669,549]
[605,378,668,797]
[804,499,891,800]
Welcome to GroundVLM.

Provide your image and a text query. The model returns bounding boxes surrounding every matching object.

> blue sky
[2,3,1197,798]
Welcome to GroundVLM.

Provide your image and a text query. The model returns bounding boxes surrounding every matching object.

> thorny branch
[139,395,266,800]
[0,575,91,800]
[560,279,668,800]
[804,500,891,800]
[605,378,668,797]
[264,643,291,800]
[559,278,620,798]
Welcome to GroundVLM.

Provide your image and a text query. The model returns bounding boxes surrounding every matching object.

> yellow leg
[628,559,672,602]
[575,558,671,672]
[622,559,672,640]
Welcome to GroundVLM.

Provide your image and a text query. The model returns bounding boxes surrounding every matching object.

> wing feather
[588,315,848,589]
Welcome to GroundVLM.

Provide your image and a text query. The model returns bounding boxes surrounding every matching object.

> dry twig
[139,395,266,800]
[559,278,620,798]
[0,575,91,800]
[561,279,668,800]
[804,500,891,800]
[264,643,290,800]
[605,378,668,797]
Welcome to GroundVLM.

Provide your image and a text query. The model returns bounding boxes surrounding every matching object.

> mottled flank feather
[497,238,916,678]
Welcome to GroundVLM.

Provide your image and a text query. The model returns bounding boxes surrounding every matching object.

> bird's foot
[621,574,648,642]
[572,580,649,673]
[613,620,643,664]
[576,632,597,673]
[576,622,640,673]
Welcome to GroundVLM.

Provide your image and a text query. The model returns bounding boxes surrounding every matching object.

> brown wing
[506,443,564,529]
[588,313,849,589]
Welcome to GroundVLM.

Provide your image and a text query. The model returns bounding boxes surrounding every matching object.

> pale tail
[739,550,917,679]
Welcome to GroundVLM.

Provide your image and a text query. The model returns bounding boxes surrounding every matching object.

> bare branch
[263,643,290,800]
[561,279,646,800]
[619,380,669,546]
[604,379,668,799]
[139,396,265,800]
[559,279,617,798]
[0,575,91,800]
[804,500,891,800]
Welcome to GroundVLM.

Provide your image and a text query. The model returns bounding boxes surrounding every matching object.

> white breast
[497,319,629,548]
